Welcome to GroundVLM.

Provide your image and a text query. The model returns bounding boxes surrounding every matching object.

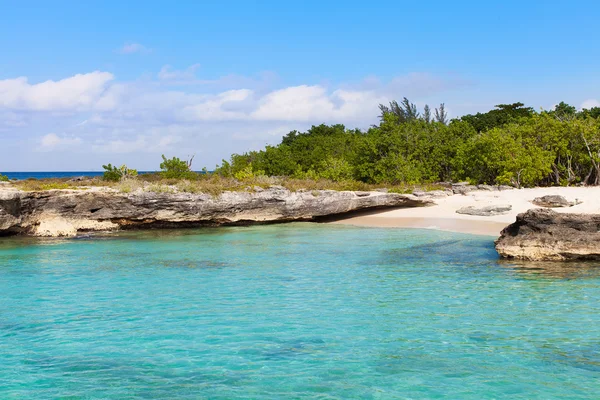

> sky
[1,0,599,171]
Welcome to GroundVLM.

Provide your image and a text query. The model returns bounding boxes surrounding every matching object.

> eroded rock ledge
[495,209,600,261]
[0,186,433,237]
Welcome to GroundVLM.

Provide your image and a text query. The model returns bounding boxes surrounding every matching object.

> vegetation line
[2,100,599,192]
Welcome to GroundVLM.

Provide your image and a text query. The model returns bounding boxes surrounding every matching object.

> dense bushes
[102,164,138,182]
[216,101,600,188]
[92,100,600,189]
[0,174,9,182]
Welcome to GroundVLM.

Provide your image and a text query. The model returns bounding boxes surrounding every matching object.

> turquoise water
[1,224,599,399]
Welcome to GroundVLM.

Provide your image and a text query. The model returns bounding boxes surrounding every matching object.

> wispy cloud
[158,64,201,82]
[117,42,151,54]
[38,133,82,151]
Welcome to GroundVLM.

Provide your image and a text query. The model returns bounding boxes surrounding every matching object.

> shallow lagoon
[1,224,599,399]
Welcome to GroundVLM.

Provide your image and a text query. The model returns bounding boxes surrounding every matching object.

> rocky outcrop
[456,204,512,216]
[451,182,514,195]
[0,186,433,237]
[532,194,580,208]
[495,209,600,260]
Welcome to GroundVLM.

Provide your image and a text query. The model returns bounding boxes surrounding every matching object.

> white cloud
[581,99,600,110]
[118,42,150,54]
[0,72,114,111]
[180,89,253,121]
[1,69,475,170]
[92,135,181,154]
[158,64,201,81]
[250,85,385,122]
[39,133,82,151]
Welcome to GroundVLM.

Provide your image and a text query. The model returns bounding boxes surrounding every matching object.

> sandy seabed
[333,187,600,236]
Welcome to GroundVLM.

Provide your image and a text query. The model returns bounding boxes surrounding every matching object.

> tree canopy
[215,100,600,188]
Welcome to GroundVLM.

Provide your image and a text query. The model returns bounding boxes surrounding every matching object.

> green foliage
[0,174,9,182]
[215,99,600,188]
[459,103,535,132]
[318,156,354,182]
[159,155,196,179]
[102,164,138,182]
[553,101,577,121]
[233,164,256,181]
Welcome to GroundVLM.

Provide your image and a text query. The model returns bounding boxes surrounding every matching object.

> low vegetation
[6,99,599,193]
[0,174,9,182]
[102,164,138,182]
[13,179,84,191]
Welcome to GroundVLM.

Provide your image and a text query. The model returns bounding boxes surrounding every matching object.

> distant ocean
[1,171,157,180]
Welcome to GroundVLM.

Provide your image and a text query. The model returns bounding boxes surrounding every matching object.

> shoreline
[331,215,507,236]
[332,186,600,237]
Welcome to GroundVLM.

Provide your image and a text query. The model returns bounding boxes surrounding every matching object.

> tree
[580,107,600,119]
[102,164,138,182]
[553,102,577,121]
[434,103,448,125]
[160,155,195,179]
[460,102,534,132]
[423,105,432,123]
[378,97,420,123]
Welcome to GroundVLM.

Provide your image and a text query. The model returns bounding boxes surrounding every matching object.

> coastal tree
[102,164,138,182]
[160,155,196,179]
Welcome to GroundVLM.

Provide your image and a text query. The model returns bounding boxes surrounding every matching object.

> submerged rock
[456,204,512,216]
[0,186,433,237]
[495,209,600,261]
[532,194,579,208]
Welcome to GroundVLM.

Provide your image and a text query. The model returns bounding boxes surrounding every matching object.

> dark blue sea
[1,172,156,180]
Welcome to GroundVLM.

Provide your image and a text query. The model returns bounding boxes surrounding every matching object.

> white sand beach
[334,187,600,236]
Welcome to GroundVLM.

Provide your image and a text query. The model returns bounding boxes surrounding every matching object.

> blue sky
[1,0,599,171]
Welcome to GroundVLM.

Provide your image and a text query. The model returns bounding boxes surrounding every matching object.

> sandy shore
[333,187,600,236]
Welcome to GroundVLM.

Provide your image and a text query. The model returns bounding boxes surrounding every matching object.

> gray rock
[0,187,434,237]
[452,183,476,195]
[495,209,600,260]
[532,194,578,208]
[476,184,497,191]
[456,204,512,216]
[413,190,452,199]
[498,185,514,191]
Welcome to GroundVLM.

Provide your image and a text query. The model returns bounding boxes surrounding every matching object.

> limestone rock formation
[532,194,579,208]
[495,208,600,260]
[456,204,512,216]
[0,186,433,237]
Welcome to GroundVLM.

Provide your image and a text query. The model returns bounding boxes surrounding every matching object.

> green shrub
[318,157,354,182]
[233,164,255,181]
[102,164,138,182]
[160,155,197,179]
[0,174,9,182]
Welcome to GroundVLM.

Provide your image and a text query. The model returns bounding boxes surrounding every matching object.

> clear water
[1,224,599,399]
